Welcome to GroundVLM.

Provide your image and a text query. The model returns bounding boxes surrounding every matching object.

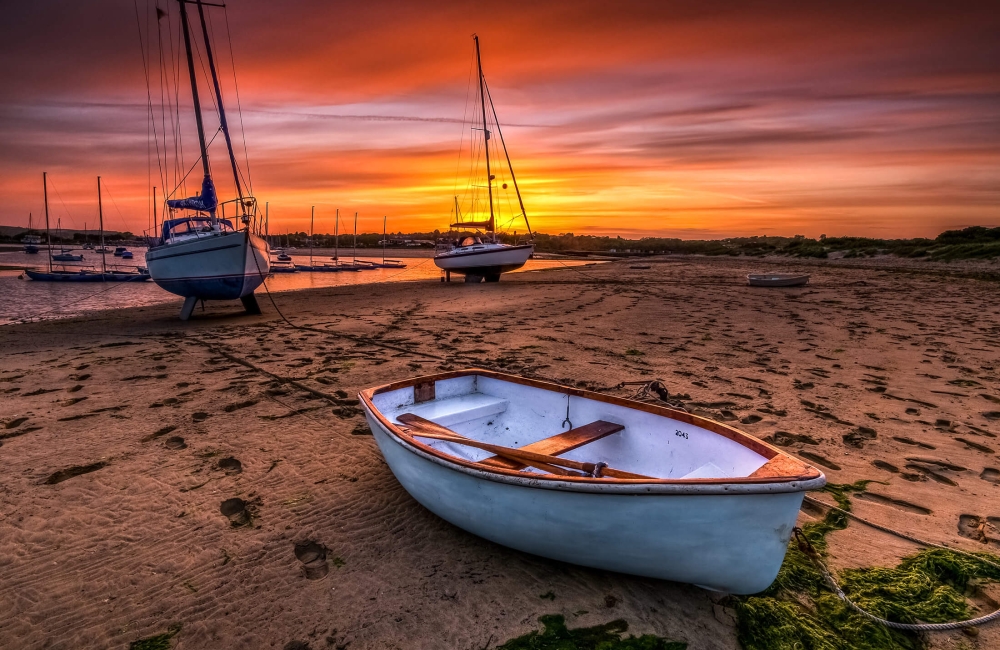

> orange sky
[1,0,997,238]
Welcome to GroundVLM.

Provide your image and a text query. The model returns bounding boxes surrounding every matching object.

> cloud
[0,0,998,238]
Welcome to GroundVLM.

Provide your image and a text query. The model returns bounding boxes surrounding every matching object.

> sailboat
[51,218,84,262]
[374,216,406,268]
[295,206,340,272]
[22,213,40,254]
[144,0,269,320]
[26,175,150,282]
[434,35,534,283]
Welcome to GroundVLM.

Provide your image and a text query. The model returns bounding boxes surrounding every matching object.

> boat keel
[241,293,262,315]
[180,296,198,321]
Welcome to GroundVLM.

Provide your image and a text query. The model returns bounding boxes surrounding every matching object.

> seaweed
[497,614,686,650]
[733,483,1000,650]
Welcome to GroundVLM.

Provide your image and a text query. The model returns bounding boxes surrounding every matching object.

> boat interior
[367,371,818,483]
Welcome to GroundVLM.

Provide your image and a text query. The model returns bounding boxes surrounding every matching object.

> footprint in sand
[892,436,936,450]
[980,468,1000,484]
[857,492,931,515]
[220,498,253,527]
[872,460,899,473]
[223,400,259,413]
[955,437,995,454]
[294,541,329,580]
[904,463,957,486]
[192,412,209,422]
[141,425,177,443]
[283,642,311,650]
[217,457,242,474]
[164,436,187,450]
[45,461,109,485]
[958,514,1000,546]
[798,451,841,471]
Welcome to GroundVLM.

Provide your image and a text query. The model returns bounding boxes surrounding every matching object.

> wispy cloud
[0,0,997,236]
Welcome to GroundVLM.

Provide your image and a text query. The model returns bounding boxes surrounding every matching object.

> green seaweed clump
[498,614,686,650]
[733,483,1000,650]
[130,623,182,650]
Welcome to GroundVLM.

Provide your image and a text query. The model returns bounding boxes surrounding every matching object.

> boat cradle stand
[178,293,262,321]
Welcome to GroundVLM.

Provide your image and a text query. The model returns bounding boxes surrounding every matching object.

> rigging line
[11,274,149,325]
[155,3,171,195]
[222,5,253,196]
[47,179,77,229]
[167,10,186,196]
[453,51,475,199]
[483,78,531,236]
[166,127,223,200]
[99,179,132,232]
[246,243,441,358]
[204,6,251,200]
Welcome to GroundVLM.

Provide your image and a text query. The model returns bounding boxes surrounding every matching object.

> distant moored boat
[747,273,810,287]
[433,36,533,283]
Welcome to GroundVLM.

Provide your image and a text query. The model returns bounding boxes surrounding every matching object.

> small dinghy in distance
[360,369,825,594]
[747,273,810,287]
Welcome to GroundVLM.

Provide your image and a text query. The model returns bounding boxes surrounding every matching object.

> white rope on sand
[799,495,1000,632]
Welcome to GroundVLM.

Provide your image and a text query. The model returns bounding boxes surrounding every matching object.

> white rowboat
[747,273,810,287]
[360,369,825,594]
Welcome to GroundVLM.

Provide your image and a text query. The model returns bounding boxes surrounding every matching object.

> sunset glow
[1,0,997,238]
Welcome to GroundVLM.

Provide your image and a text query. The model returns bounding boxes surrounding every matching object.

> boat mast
[43,172,51,272]
[484,82,532,237]
[353,212,358,265]
[194,0,245,212]
[310,205,314,267]
[177,0,213,222]
[97,176,106,274]
[474,35,495,238]
[334,209,339,262]
[382,215,386,265]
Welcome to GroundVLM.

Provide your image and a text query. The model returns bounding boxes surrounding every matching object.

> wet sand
[1,255,999,649]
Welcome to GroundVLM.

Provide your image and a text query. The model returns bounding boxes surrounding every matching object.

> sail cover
[167,175,218,212]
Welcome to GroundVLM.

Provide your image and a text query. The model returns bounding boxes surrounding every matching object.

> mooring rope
[798,496,1000,631]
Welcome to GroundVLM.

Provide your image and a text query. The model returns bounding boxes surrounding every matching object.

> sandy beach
[2,256,999,649]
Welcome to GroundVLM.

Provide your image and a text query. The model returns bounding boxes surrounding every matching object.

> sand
[1,255,999,649]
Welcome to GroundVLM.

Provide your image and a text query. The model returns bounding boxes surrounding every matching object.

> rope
[12,273,149,324]
[246,236,444,360]
[796,498,1000,631]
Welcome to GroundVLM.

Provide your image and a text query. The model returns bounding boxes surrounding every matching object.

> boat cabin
[159,216,236,245]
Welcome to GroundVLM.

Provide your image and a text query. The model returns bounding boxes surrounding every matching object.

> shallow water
[0,248,592,325]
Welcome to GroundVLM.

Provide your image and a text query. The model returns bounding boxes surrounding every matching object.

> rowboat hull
[360,370,825,594]
[434,244,533,276]
[747,273,810,287]
[146,231,269,300]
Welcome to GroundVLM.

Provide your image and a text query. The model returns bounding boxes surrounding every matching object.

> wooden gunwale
[359,368,822,485]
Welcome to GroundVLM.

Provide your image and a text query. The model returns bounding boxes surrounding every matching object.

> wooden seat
[478,420,625,471]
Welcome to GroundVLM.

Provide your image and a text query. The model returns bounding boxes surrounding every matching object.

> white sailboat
[145,0,269,320]
[434,35,534,283]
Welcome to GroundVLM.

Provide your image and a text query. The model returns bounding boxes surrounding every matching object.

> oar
[397,414,652,480]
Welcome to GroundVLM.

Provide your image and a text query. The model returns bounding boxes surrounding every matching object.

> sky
[1,0,998,239]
